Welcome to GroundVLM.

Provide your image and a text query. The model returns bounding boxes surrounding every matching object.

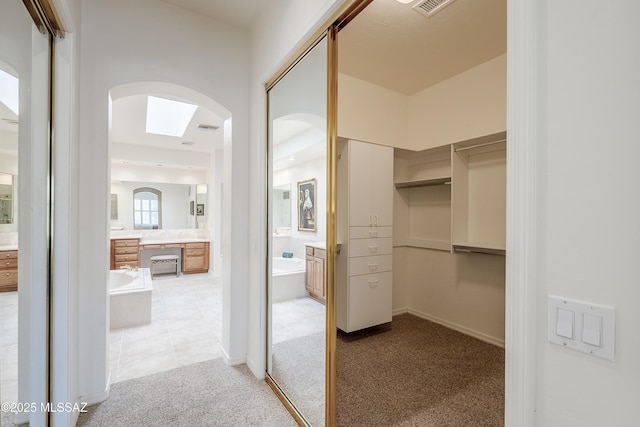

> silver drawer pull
[368,279,378,288]
[368,245,378,253]
[368,263,378,271]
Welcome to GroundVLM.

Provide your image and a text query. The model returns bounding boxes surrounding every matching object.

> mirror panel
[267,37,328,426]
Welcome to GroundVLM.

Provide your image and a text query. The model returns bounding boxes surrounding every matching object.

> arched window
[133,187,162,229]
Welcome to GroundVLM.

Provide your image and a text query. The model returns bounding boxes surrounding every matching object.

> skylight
[0,70,19,116]
[145,95,197,137]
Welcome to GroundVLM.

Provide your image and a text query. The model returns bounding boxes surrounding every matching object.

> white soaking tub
[272,257,307,303]
[109,268,153,329]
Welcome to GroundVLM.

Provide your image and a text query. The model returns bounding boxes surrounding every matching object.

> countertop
[0,245,18,251]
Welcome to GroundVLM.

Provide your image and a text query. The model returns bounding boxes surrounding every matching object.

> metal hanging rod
[454,139,506,152]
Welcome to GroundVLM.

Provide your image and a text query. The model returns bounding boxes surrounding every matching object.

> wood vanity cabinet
[110,239,140,270]
[0,250,18,292]
[305,245,326,303]
[182,242,209,274]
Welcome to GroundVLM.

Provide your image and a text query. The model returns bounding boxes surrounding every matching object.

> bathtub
[109,268,153,329]
[272,257,307,303]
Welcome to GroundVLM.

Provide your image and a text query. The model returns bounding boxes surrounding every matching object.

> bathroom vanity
[0,249,18,292]
[110,235,210,274]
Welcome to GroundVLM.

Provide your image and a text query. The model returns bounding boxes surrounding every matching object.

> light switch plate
[548,295,615,361]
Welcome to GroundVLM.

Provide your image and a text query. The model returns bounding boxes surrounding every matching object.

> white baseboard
[392,307,409,316]
[221,346,246,366]
[79,377,110,406]
[407,308,505,348]
[246,356,264,379]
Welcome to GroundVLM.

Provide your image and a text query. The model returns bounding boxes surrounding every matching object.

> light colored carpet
[336,313,505,427]
[271,331,325,426]
[76,358,297,427]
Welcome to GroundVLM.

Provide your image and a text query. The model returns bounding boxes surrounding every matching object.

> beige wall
[408,54,506,150]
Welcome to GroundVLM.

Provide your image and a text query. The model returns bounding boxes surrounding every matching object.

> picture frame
[297,178,316,232]
[196,203,204,216]
[190,200,194,215]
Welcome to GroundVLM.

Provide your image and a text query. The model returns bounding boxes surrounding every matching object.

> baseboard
[221,346,246,366]
[392,307,409,317]
[246,356,264,380]
[79,380,110,406]
[407,308,505,348]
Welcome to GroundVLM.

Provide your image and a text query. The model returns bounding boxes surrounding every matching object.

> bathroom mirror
[110,181,203,230]
[0,173,14,224]
[273,184,291,234]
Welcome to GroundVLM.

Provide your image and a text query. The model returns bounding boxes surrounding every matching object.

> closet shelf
[394,176,451,189]
[453,243,505,256]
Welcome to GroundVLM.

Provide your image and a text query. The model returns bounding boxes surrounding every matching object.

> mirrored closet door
[266,37,328,426]
[0,1,53,425]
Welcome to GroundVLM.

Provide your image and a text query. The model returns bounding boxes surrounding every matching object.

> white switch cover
[548,295,615,361]
[556,308,574,339]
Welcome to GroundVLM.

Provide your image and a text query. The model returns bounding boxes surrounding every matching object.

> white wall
[77,0,250,402]
[534,1,640,425]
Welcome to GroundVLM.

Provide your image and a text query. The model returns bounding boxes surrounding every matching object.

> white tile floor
[0,273,325,403]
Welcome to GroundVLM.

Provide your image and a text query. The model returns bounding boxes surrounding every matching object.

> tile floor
[0,273,325,403]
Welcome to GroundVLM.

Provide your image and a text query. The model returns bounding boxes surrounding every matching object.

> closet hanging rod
[454,139,506,152]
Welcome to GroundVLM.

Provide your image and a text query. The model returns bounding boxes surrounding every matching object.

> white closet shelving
[394,131,506,255]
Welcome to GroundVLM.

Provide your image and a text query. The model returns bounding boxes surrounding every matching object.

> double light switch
[548,296,614,361]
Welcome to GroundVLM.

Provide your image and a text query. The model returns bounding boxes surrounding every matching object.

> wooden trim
[505,0,538,424]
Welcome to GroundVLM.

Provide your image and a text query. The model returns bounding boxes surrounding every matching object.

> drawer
[314,248,326,259]
[0,258,18,270]
[114,261,139,269]
[306,246,314,256]
[348,238,393,257]
[163,244,183,249]
[0,269,18,286]
[115,254,139,263]
[185,249,205,257]
[348,255,392,276]
[1,251,17,260]
[349,226,392,239]
[142,244,162,250]
[347,272,392,332]
[185,242,206,249]
[114,247,139,255]
[184,256,205,271]
[113,239,139,247]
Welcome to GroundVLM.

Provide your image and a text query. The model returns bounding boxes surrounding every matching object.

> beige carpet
[76,358,297,427]
[336,313,504,427]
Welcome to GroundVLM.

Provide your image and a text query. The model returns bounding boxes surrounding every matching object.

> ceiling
[159,0,273,29]
[339,0,507,95]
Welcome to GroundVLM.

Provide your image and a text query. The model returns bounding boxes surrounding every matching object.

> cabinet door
[305,256,314,292]
[369,144,394,227]
[313,257,325,299]
[348,141,375,227]
[347,272,392,332]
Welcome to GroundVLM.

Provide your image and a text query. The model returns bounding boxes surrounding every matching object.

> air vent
[413,0,456,17]
[197,124,219,131]
[181,141,195,146]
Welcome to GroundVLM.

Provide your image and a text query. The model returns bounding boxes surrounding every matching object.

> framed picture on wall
[196,204,204,215]
[297,178,316,232]
[190,200,194,215]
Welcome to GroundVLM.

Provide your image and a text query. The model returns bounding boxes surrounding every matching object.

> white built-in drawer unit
[337,138,394,333]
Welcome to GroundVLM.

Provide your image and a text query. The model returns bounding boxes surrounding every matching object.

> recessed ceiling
[339,0,506,95]
[111,94,223,152]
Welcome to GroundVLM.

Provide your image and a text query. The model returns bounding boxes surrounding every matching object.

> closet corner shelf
[394,176,451,189]
[452,243,506,256]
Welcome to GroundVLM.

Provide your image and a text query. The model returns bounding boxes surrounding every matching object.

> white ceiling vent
[413,0,456,18]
